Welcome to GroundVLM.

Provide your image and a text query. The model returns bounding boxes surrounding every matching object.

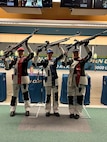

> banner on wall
[86,58,107,71]
[1,58,107,71]
[57,58,107,71]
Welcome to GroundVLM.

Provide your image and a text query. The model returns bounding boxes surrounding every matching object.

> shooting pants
[45,86,59,113]
[10,84,30,112]
[67,84,86,115]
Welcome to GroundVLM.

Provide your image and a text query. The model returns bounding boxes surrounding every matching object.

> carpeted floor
[19,106,91,132]
[0,104,107,142]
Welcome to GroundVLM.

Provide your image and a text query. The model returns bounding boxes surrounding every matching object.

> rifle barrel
[1,28,39,58]
[49,33,80,47]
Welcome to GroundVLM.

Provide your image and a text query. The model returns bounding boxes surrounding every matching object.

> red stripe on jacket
[18,57,26,84]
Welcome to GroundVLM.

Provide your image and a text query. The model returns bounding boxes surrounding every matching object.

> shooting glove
[37,48,42,53]
[84,40,89,46]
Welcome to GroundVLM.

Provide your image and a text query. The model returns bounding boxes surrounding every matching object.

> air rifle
[36,32,80,53]
[1,28,39,59]
[49,32,80,47]
[66,29,107,51]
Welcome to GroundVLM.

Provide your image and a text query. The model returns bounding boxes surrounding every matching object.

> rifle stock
[2,28,39,59]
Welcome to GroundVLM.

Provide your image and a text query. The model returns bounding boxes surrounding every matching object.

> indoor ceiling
[1,2,107,36]
[1,2,107,20]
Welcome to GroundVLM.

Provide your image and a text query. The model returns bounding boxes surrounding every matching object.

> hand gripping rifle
[1,28,39,59]
[66,29,107,51]
[37,41,50,52]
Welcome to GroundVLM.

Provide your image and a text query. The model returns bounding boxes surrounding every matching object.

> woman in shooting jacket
[62,43,92,119]
[4,45,34,117]
[33,45,65,117]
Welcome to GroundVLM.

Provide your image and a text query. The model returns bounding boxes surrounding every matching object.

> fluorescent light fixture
[0,19,107,28]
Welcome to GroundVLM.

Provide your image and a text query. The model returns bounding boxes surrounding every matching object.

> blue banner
[57,58,107,71]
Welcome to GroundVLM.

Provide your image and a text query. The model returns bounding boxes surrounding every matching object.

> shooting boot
[10,111,15,117]
[54,112,60,117]
[69,113,74,119]
[46,112,51,117]
[74,114,80,119]
[25,111,30,116]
